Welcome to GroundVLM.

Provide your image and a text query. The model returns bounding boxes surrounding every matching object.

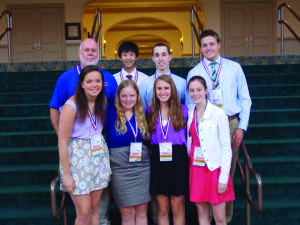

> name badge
[129,142,142,162]
[90,133,103,156]
[193,146,206,166]
[159,142,172,161]
[209,88,223,107]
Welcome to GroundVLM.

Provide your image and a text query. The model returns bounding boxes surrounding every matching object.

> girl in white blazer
[187,76,235,225]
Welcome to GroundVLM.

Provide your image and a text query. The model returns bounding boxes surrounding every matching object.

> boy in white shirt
[113,41,148,86]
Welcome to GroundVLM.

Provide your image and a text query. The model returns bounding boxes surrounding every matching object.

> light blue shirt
[139,70,188,109]
[186,56,252,131]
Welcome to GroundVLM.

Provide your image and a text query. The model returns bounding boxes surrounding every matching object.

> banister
[0,10,13,62]
[278,3,300,21]
[278,3,300,56]
[237,141,263,225]
[190,5,203,58]
[50,173,68,225]
[89,8,102,60]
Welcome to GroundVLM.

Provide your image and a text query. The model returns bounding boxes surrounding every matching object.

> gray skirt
[110,144,151,207]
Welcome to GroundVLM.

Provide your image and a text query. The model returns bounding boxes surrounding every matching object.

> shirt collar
[121,67,137,76]
[155,70,171,77]
[203,56,221,66]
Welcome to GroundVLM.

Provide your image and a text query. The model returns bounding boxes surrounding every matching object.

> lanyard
[88,109,97,130]
[159,110,171,141]
[194,103,207,143]
[202,58,223,88]
[127,116,138,141]
[77,64,81,75]
[120,70,138,82]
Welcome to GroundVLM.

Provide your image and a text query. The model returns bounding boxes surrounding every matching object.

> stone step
[245,123,300,139]
[249,84,300,96]
[240,156,300,178]
[0,91,52,104]
[0,146,58,165]
[0,116,52,132]
[242,64,300,75]
[0,80,57,92]
[233,177,300,201]
[246,74,300,85]
[251,96,300,109]
[0,103,49,117]
[0,164,58,186]
[0,71,62,82]
[245,139,300,158]
[249,108,300,123]
[0,130,56,148]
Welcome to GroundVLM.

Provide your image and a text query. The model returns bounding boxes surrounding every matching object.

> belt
[228,114,238,121]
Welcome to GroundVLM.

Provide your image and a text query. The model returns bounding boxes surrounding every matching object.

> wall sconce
[180,37,184,48]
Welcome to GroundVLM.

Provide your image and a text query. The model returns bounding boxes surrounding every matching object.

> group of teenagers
[49,29,252,225]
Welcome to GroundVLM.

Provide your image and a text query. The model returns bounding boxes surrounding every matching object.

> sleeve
[102,69,118,105]
[217,109,232,184]
[236,64,252,131]
[49,73,68,110]
[139,77,150,109]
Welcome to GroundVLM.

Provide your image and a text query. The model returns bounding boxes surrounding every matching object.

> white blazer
[187,101,232,184]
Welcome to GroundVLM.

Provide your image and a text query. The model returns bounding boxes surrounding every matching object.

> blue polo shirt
[49,64,117,110]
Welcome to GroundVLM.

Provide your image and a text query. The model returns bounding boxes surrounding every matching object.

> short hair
[199,29,221,46]
[152,43,170,55]
[118,41,139,58]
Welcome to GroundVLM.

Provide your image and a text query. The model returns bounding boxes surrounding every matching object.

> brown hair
[75,65,106,123]
[148,75,185,134]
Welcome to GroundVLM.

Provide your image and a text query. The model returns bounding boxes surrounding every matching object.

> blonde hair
[115,80,150,140]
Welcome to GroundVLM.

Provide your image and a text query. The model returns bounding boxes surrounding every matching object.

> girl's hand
[218,183,227,194]
[62,174,74,193]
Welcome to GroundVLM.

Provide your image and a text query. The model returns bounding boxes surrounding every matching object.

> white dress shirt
[186,56,252,131]
[113,67,148,86]
[187,102,232,184]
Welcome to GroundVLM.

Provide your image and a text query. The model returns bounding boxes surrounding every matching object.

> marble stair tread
[244,138,300,144]
[0,145,57,153]
[0,163,57,172]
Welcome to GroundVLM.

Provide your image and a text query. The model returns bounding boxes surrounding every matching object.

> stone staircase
[0,63,299,225]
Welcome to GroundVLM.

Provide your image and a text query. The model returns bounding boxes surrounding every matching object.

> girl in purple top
[147,75,189,225]
[58,65,111,225]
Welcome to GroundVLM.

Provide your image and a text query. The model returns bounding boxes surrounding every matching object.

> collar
[155,70,171,77]
[121,67,137,76]
[203,56,221,66]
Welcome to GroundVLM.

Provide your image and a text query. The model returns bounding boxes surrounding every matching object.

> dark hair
[148,75,185,133]
[187,76,208,90]
[118,41,139,58]
[187,76,208,100]
[152,43,170,55]
[75,65,107,123]
[199,29,221,46]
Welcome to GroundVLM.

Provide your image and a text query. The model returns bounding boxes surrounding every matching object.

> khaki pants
[226,117,239,223]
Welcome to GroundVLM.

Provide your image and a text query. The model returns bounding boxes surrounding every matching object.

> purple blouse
[147,105,188,145]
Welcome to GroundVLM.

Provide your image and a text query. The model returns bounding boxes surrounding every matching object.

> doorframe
[220,0,277,56]
[7,4,66,62]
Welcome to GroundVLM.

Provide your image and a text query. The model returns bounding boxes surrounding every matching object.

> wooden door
[10,5,64,62]
[223,1,274,56]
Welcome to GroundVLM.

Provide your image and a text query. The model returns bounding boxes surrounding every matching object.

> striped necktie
[210,62,219,89]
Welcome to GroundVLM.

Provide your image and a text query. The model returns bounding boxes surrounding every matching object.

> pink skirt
[189,164,235,204]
